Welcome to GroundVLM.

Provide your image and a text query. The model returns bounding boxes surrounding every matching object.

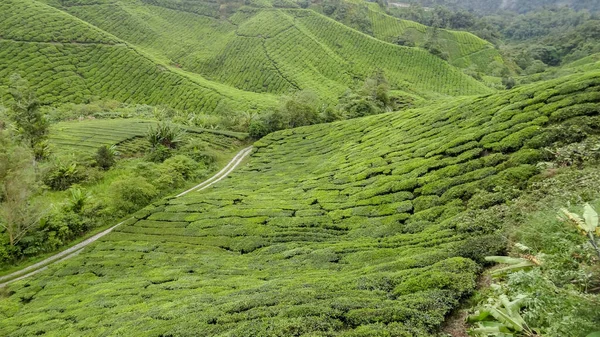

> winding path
[0,146,253,288]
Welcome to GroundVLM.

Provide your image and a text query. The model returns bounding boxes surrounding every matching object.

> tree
[95,145,117,170]
[502,77,517,89]
[281,90,321,128]
[338,70,394,118]
[7,74,49,160]
[0,130,43,246]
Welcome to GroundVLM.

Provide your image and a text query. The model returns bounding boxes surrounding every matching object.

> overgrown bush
[147,123,185,149]
[154,155,203,190]
[109,176,158,215]
[43,159,86,191]
[145,144,172,163]
[95,145,117,170]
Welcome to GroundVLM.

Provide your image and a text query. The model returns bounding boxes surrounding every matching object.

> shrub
[147,122,185,149]
[109,176,158,215]
[456,234,508,264]
[249,119,270,139]
[43,159,86,191]
[182,140,218,166]
[145,144,172,163]
[161,155,199,180]
[154,155,202,190]
[95,145,116,170]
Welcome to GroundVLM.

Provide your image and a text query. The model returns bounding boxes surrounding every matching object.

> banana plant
[468,294,538,337]
[559,203,600,259]
[485,256,540,278]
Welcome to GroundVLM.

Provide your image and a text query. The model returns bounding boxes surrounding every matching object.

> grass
[460,165,600,336]
[2,71,600,336]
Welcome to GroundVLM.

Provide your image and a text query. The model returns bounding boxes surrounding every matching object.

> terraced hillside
[48,119,247,156]
[314,0,503,73]
[0,0,278,112]
[48,0,492,98]
[0,0,493,113]
[65,1,492,98]
[2,71,600,336]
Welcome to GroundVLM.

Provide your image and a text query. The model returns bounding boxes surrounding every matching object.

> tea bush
[2,71,600,336]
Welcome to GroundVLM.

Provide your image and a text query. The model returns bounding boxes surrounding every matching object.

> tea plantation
[2,71,600,336]
[48,119,247,156]
[318,0,503,73]
[0,0,278,113]
[0,0,496,115]
[56,0,494,98]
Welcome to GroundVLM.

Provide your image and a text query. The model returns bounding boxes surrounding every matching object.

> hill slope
[390,0,600,14]
[50,0,492,98]
[2,71,600,336]
[1,0,493,113]
[0,0,278,112]
[314,0,504,74]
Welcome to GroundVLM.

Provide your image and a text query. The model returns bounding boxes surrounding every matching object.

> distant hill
[389,0,600,14]
[311,0,504,75]
[0,0,279,113]
[0,0,498,115]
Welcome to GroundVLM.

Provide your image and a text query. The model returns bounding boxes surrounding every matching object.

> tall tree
[0,130,42,246]
[8,74,49,160]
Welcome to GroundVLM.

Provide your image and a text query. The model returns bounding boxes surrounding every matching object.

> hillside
[313,0,504,74]
[2,71,600,336]
[0,0,495,115]
[392,0,600,14]
[49,0,493,97]
[0,0,278,112]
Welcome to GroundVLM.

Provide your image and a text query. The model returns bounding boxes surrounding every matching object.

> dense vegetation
[393,0,600,14]
[0,81,247,268]
[314,0,507,79]
[2,0,600,335]
[386,0,600,81]
[2,70,600,335]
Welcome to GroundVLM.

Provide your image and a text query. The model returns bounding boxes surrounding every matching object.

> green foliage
[318,0,505,76]
[0,130,41,248]
[66,187,91,214]
[95,145,116,170]
[109,176,158,215]
[154,155,204,190]
[0,0,493,120]
[485,256,539,277]
[559,203,600,258]
[249,90,323,138]
[6,74,49,159]
[42,158,86,191]
[2,71,600,335]
[468,291,536,337]
[147,123,185,150]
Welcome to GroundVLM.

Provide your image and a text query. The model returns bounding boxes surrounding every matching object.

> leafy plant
[43,159,85,191]
[147,123,185,149]
[95,145,118,170]
[559,203,600,259]
[66,186,90,214]
[7,73,49,159]
[468,291,538,337]
[485,256,541,278]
